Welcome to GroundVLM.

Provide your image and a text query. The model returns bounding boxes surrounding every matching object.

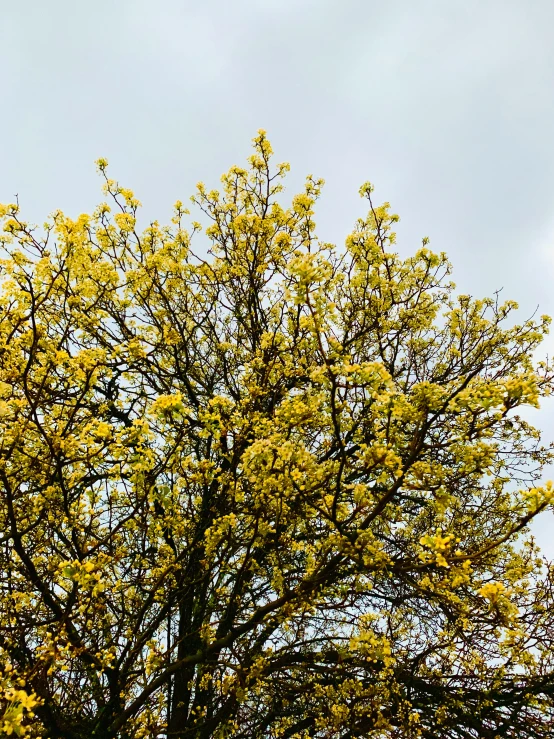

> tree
[1,131,554,739]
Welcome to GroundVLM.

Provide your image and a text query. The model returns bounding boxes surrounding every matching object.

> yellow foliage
[0,131,553,737]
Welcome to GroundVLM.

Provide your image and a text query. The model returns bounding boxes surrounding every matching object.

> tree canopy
[1,131,554,738]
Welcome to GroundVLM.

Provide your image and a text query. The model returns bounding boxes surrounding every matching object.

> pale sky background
[2,0,554,553]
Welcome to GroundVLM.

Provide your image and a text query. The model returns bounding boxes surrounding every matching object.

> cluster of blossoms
[0,131,553,737]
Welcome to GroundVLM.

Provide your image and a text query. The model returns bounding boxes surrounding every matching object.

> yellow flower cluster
[0,130,552,738]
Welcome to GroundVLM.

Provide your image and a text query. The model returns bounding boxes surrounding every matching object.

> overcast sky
[2,0,554,552]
